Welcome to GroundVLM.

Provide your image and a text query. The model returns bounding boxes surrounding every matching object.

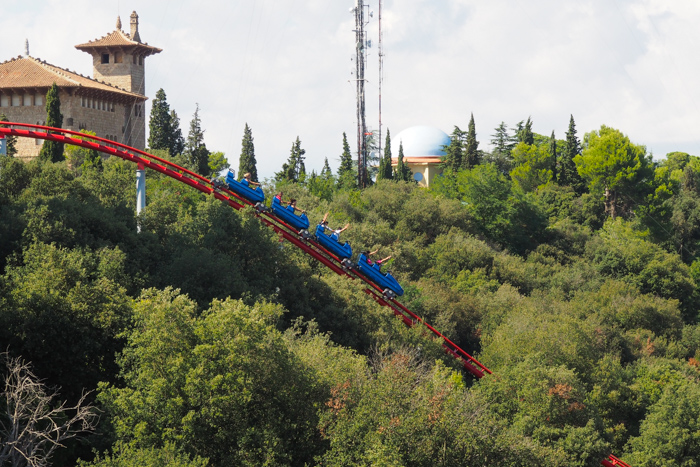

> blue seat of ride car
[225,171,264,203]
[271,196,310,230]
[314,224,352,259]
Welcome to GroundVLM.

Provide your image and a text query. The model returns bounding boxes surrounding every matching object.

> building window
[66,118,74,126]
[115,52,123,63]
[11,95,20,106]
[132,55,137,64]
[23,94,32,106]
[0,96,8,107]
[138,56,143,65]
[35,95,43,106]
[101,53,109,64]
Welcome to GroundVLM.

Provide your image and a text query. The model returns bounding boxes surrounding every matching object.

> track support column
[136,162,146,232]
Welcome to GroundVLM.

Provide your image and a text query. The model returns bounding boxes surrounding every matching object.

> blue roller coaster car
[271,196,310,231]
[356,253,404,297]
[314,224,353,259]
[225,171,265,204]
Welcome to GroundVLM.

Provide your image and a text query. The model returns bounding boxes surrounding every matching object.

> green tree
[322,156,332,177]
[442,126,464,171]
[337,132,356,189]
[184,104,210,176]
[38,83,64,163]
[559,115,586,193]
[0,113,17,156]
[99,291,323,467]
[237,123,257,182]
[148,88,173,153]
[518,116,534,145]
[208,151,229,176]
[395,141,412,182]
[377,129,393,181]
[550,130,557,182]
[487,122,513,174]
[510,141,553,192]
[464,113,480,169]
[276,136,305,183]
[576,125,653,219]
[170,109,185,156]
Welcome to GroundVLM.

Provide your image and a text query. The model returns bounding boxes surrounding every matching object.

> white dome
[394,126,450,157]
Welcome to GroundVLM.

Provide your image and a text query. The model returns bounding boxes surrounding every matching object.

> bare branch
[0,353,98,467]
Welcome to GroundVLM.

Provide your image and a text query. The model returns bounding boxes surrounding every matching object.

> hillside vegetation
[2,125,700,466]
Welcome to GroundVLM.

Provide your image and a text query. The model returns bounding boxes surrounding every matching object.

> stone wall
[0,89,145,159]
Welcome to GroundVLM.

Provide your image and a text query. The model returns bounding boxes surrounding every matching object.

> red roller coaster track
[0,122,491,377]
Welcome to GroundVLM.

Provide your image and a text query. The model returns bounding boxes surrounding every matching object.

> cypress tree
[148,88,172,153]
[464,113,480,169]
[38,83,64,163]
[518,116,534,145]
[560,115,586,193]
[238,123,258,182]
[550,130,557,183]
[184,104,210,176]
[0,114,17,156]
[377,129,393,180]
[395,141,412,181]
[170,109,185,156]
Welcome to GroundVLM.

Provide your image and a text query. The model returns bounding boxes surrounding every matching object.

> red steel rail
[602,455,631,467]
[0,122,490,378]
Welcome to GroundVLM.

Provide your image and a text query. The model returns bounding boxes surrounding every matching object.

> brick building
[0,12,161,160]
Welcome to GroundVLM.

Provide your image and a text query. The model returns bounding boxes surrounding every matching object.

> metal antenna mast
[352,0,370,188]
[377,0,383,162]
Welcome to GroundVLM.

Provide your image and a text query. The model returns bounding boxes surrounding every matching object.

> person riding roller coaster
[365,248,392,270]
[320,212,350,241]
[241,172,260,188]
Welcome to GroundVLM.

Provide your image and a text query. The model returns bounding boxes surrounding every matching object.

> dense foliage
[3,117,700,466]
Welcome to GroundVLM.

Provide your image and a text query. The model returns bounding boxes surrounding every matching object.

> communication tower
[351,0,372,188]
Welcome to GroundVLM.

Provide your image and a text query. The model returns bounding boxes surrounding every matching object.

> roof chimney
[116,15,122,30]
[130,11,141,42]
[24,39,29,57]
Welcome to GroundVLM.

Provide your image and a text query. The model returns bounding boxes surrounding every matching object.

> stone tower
[74,12,162,149]
[74,11,161,95]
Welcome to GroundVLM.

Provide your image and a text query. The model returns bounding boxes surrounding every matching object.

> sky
[3,0,700,178]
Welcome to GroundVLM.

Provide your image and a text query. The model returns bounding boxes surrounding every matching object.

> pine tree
[148,89,172,153]
[337,132,356,189]
[276,136,305,182]
[395,141,412,181]
[0,114,17,156]
[170,110,185,156]
[321,157,332,178]
[38,83,64,163]
[488,122,513,174]
[184,104,210,176]
[238,123,258,182]
[443,126,464,171]
[377,129,393,181]
[560,115,586,193]
[549,130,557,183]
[464,113,480,169]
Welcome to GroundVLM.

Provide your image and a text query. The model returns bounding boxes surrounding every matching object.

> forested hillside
[2,120,700,466]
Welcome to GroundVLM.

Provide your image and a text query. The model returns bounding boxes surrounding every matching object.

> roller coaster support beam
[136,162,146,231]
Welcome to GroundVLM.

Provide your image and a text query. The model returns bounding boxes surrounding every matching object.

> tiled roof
[0,56,146,100]
[75,29,162,56]
[391,156,443,164]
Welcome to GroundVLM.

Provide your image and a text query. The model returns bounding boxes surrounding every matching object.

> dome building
[391,125,449,187]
